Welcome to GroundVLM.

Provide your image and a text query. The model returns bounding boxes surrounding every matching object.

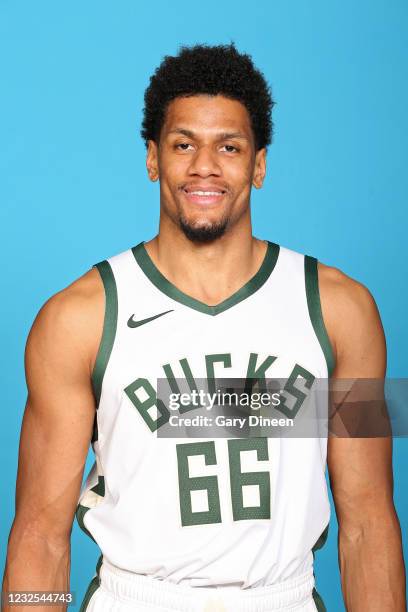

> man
[2,43,405,612]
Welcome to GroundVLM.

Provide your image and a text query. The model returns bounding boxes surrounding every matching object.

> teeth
[189,191,222,196]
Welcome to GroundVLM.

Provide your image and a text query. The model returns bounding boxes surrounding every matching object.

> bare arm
[2,268,104,612]
[320,264,406,611]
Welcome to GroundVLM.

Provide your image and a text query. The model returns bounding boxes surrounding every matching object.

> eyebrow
[167,128,249,141]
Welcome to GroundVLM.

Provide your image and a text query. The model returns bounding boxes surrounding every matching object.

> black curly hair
[140,43,275,151]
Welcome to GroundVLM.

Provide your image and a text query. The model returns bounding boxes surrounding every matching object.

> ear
[146,140,159,182]
[252,148,267,189]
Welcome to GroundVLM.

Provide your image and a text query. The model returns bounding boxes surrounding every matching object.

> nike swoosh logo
[127,309,174,328]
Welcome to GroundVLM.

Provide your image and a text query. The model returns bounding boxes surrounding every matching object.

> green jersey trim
[79,553,103,612]
[91,260,118,407]
[75,504,97,544]
[131,240,280,316]
[311,523,329,611]
[312,587,327,612]
[312,523,329,553]
[304,256,335,377]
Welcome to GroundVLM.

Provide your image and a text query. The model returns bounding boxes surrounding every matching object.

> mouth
[181,186,227,205]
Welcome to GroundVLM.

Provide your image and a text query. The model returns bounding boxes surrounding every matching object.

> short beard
[179,216,229,243]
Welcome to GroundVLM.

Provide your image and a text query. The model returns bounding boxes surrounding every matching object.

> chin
[179,217,229,243]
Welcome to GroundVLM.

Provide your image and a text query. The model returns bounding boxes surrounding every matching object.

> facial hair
[178,214,229,243]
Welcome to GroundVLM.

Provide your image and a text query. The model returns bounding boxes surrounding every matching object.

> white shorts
[79,557,323,612]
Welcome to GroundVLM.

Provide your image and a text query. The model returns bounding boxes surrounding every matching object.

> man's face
[146,94,266,243]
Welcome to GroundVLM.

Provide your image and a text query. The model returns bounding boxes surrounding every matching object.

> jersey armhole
[91,260,118,407]
[304,255,336,377]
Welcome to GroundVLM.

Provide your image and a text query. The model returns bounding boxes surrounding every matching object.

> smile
[189,191,224,196]
[182,187,227,205]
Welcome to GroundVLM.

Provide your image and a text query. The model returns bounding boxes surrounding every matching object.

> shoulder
[316,262,386,376]
[317,262,379,318]
[26,266,105,378]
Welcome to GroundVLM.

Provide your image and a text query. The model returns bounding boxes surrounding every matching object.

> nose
[188,146,222,178]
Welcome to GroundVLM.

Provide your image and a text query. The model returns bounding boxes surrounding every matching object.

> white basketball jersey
[76,239,334,609]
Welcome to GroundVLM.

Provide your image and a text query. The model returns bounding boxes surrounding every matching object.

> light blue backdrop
[1,1,407,610]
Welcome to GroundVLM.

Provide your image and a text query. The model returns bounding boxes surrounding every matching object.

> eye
[221,144,239,153]
[175,142,194,151]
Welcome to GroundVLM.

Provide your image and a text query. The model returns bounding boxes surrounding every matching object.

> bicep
[13,289,98,543]
[323,270,393,527]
